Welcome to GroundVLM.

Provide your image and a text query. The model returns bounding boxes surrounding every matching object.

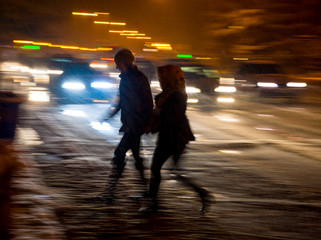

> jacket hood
[157,65,186,93]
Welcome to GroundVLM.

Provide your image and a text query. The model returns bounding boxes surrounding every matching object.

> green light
[21,45,40,49]
[177,54,193,58]
[51,58,72,62]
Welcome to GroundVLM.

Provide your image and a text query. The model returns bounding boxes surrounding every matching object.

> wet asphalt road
[11,93,321,240]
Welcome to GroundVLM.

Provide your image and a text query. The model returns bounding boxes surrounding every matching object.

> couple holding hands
[98,49,213,214]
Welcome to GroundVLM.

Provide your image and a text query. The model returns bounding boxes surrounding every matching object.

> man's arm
[101,95,120,121]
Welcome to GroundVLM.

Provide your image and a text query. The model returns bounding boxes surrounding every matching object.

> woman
[147,64,213,214]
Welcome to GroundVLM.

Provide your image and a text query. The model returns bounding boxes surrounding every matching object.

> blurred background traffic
[1,0,321,105]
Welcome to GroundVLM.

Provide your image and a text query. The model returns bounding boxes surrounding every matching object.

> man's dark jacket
[114,66,153,132]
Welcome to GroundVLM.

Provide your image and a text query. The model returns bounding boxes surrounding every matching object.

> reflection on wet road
[13,93,321,239]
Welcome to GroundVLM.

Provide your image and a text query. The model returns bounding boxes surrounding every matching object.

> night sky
[1,0,206,51]
[1,0,321,70]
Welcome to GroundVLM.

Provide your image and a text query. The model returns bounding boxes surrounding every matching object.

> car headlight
[286,82,307,88]
[91,81,113,89]
[257,82,278,88]
[214,86,236,93]
[186,87,201,93]
[28,91,50,102]
[62,82,85,90]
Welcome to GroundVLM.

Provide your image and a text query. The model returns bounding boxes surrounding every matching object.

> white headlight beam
[257,82,278,88]
[62,82,85,90]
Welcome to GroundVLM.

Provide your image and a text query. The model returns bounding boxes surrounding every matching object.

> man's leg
[104,131,132,201]
[129,131,147,185]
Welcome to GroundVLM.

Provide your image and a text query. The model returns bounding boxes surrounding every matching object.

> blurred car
[214,77,237,103]
[234,61,307,97]
[49,59,118,104]
[166,59,220,95]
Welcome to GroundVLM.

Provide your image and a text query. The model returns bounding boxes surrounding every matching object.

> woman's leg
[149,144,172,200]
[173,151,214,214]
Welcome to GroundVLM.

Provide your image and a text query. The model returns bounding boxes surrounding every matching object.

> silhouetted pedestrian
[146,64,213,214]
[99,49,153,203]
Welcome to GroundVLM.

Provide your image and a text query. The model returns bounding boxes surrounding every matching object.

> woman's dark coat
[155,90,195,153]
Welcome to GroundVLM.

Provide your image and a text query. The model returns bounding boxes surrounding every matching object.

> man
[102,49,153,203]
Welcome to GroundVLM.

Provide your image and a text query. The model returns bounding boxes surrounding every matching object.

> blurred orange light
[60,46,79,49]
[157,46,172,50]
[13,40,34,44]
[97,47,113,51]
[48,44,61,48]
[127,36,152,40]
[195,57,211,60]
[13,39,111,52]
[72,12,98,16]
[94,21,110,24]
[34,42,51,46]
[94,12,110,15]
[122,30,138,33]
[110,22,126,25]
[121,33,146,36]
[233,58,248,61]
[79,48,97,51]
[151,43,171,47]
